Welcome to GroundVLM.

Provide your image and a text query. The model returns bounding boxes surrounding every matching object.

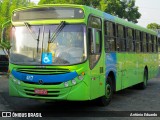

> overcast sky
[31,0,160,28]
[135,0,160,27]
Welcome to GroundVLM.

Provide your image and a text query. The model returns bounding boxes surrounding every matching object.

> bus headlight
[64,82,69,87]
[12,77,21,85]
[13,78,17,83]
[77,72,85,80]
[17,80,21,85]
[78,75,84,80]
[71,80,76,85]
[9,74,13,78]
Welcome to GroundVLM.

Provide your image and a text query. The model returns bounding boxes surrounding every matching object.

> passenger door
[88,16,105,99]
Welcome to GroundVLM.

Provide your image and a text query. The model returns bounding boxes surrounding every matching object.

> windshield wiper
[24,22,38,40]
[37,28,40,53]
[48,21,65,43]
[24,22,40,54]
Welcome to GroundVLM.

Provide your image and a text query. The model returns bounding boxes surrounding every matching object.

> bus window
[127,28,133,52]
[95,30,101,53]
[117,25,126,51]
[146,34,149,52]
[140,32,143,52]
[104,21,116,52]
[132,29,136,52]
[123,26,127,51]
[136,30,140,52]
[143,33,147,52]
[148,35,152,52]
[88,16,101,29]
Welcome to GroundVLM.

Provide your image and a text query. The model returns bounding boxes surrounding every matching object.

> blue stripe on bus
[106,52,117,77]
[11,70,78,83]
[103,13,115,21]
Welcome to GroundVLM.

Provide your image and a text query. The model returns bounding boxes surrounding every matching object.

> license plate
[34,89,48,95]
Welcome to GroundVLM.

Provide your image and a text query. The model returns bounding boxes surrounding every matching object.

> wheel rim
[105,84,112,99]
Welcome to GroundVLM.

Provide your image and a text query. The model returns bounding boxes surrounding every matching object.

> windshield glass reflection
[10,24,87,65]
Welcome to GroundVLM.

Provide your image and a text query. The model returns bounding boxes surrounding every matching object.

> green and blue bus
[1,4,159,106]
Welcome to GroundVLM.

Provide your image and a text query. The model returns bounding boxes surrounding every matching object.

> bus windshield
[10,24,87,65]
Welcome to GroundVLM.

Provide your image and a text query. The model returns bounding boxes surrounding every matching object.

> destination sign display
[12,7,84,21]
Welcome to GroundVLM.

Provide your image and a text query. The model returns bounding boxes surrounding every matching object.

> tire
[138,69,148,89]
[97,76,113,106]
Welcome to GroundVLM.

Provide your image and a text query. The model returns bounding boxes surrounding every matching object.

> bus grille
[15,68,70,75]
[23,81,62,85]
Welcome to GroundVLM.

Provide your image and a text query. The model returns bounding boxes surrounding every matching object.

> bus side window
[127,28,133,52]
[140,32,143,52]
[143,33,147,53]
[148,35,152,52]
[132,29,136,52]
[136,30,140,53]
[104,21,116,52]
[146,34,149,52]
[117,25,123,51]
[123,26,127,51]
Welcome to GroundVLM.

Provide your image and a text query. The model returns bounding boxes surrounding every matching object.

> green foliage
[0,0,34,27]
[147,23,160,30]
[0,0,35,54]
[100,0,141,23]
[38,0,141,23]
[38,0,91,6]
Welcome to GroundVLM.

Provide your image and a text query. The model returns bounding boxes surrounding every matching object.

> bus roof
[87,5,157,35]
[12,4,157,35]
[12,4,84,12]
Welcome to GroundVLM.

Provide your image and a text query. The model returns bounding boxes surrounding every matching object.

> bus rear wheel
[97,76,113,106]
[138,69,148,89]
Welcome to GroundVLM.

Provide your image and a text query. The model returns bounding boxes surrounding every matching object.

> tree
[147,23,160,30]
[0,0,34,28]
[100,0,141,23]
[0,0,35,55]
[38,0,98,6]
[38,0,141,23]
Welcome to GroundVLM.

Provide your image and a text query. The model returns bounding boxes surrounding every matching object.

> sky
[135,0,160,27]
[31,0,160,28]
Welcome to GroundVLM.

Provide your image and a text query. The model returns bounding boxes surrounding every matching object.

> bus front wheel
[97,76,113,106]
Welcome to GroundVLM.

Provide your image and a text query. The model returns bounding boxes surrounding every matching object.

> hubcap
[105,84,111,99]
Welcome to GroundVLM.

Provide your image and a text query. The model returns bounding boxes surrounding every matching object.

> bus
[1,4,159,106]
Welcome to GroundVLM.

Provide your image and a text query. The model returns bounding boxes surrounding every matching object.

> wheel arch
[107,71,116,92]
[144,66,148,80]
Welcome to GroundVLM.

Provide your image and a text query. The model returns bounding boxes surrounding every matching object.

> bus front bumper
[9,77,90,101]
